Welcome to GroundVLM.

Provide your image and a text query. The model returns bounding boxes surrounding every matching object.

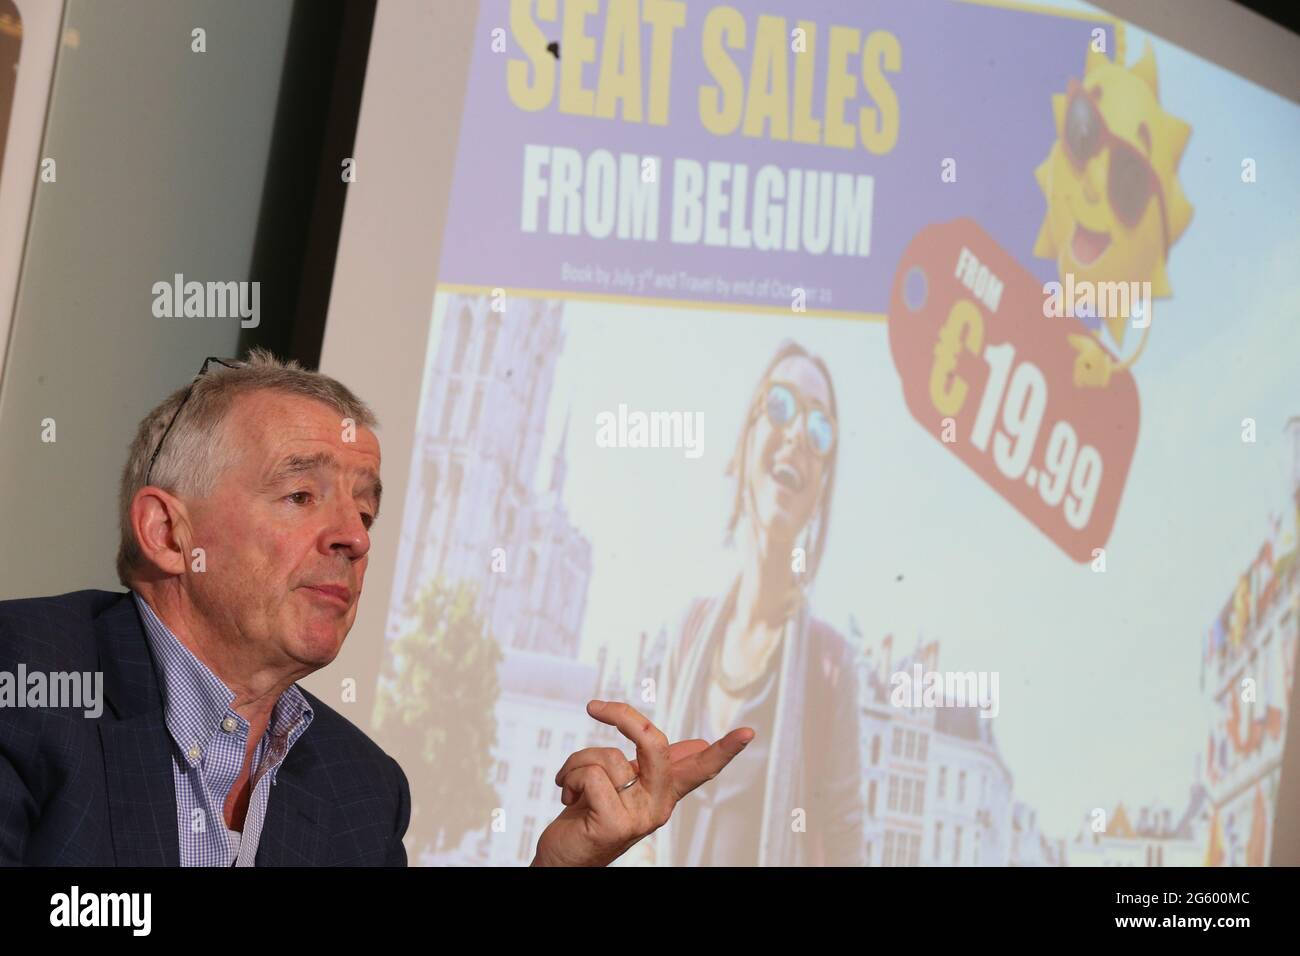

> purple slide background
[438,0,1117,314]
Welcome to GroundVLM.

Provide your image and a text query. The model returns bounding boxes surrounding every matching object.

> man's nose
[322,499,370,559]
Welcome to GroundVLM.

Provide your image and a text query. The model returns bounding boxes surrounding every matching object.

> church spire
[550,408,571,496]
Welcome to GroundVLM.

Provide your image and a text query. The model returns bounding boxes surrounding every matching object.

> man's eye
[287,491,313,505]
[361,514,374,530]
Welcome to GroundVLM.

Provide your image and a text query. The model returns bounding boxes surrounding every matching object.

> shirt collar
[131,590,313,769]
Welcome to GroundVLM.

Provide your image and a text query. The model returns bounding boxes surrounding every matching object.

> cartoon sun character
[1033,39,1193,387]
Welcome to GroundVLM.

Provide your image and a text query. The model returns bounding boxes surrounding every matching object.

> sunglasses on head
[1062,77,1170,255]
[759,381,836,457]
[144,357,243,487]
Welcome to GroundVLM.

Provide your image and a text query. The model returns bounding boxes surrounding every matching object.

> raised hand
[530,699,754,867]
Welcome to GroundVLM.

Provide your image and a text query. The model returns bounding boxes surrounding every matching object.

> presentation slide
[339,0,1300,866]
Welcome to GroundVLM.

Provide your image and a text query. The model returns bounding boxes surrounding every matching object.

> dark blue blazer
[0,589,410,866]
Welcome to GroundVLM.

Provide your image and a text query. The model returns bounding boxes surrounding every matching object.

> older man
[0,349,753,866]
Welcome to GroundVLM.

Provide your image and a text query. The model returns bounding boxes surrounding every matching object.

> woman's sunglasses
[1062,77,1170,255]
[760,381,835,456]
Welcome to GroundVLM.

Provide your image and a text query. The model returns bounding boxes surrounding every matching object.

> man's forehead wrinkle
[266,450,383,507]
[264,419,381,459]
[269,450,337,481]
[250,394,379,452]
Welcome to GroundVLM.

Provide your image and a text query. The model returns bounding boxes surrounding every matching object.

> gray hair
[116,347,378,587]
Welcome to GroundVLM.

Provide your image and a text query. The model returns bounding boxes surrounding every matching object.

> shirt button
[187,744,201,761]
[222,717,238,733]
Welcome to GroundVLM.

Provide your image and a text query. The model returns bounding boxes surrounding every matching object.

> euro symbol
[929,298,985,417]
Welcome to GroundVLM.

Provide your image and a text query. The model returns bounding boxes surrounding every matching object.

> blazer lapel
[255,736,329,866]
[96,593,180,866]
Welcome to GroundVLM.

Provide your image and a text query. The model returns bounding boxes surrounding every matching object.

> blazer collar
[95,592,180,866]
[92,591,330,867]
[254,721,329,866]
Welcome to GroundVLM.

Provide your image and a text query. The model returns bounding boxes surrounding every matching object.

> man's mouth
[1070,221,1111,266]
[771,461,804,493]
[302,584,352,608]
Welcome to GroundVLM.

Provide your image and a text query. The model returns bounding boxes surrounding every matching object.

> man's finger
[559,740,712,803]
[627,738,710,777]
[554,747,634,788]
[586,700,671,794]
[556,748,636,806]
[566,764,625,821]
[666,727,755,800]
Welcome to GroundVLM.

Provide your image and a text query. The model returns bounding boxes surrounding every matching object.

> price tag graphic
[888,219,1140,562]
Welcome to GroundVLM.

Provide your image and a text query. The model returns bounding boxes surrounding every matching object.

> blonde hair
[116,347,377,586]
[725,339,839,586]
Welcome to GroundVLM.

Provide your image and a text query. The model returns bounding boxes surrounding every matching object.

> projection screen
[318,0,1300,867]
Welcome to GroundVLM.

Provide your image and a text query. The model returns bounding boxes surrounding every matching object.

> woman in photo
[652,339,865,866]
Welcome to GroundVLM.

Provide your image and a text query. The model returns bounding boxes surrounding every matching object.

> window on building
[905,729,916,760]
[884,830,896,867]
[868,780,877,817]
[917,734,928,762]
[914,782,925,817]
[954,825,963,865]
[899,778,911,814]
[454,306,474,370]
[887,775,899,812]
[871,735,881,766]
[480,313,501,375]
[934,822,943,861]
[519,815,536,862]
[439,382,461,437]
[908,834,920,867]
[938,766,947,799]
[447,463,463,510]
[973,829,980,865]
[958,770,967,803]
[892,727,903,756]
[528,766,543,800]
[405,465,441,605]
[467,386,485,434]
[537,728,551,749]
[866,842,872,866]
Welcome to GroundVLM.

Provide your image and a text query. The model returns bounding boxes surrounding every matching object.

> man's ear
[130,487,193,577]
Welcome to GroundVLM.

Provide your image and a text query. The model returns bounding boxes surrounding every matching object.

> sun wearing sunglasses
[1062,77,1171,256]
[757,381,836,457]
